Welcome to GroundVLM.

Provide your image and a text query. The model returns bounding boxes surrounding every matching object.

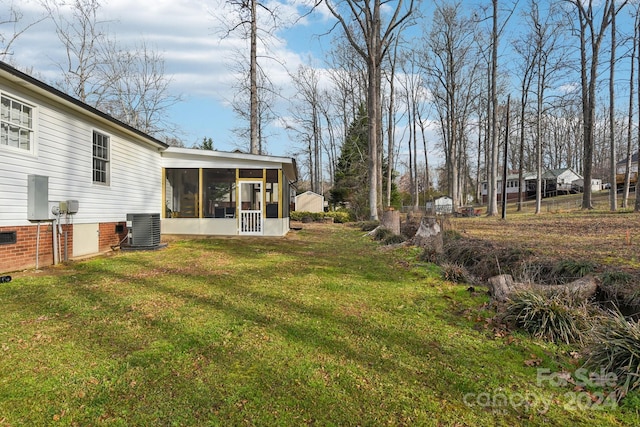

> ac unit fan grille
[127,213,161,247]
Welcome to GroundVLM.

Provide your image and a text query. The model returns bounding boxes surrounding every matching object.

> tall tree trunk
[623,8,637,208]
[517,97,526,212]
[535,66,543,214]
[635,6,640,212]
[368,55,380,220]
[386,50,398,208]
[487,0,499,216]
[608,1,617,211]
[249,0,259,154]
[413,93,419,207]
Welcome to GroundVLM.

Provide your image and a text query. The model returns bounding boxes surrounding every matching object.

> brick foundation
[100,222,129,252]
[0,222,127,274]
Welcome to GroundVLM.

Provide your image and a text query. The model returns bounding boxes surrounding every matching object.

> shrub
[601,270,634,287]
[290,211,306,221]
[440,263,471,284]
[583,312,640,400]
[325,210,352,223]
[599,271,640,309]
[291,211,352,223]
[501,290,589,344]
[553,260,596,281]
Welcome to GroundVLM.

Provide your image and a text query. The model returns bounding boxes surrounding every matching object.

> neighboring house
[480,172,537,204]
[480,169,583,203]
[573,178,604,192]
[426,196,453,215]
[616,152,639,175]
[294,191,325,213]
[614,153,638,188]
[541,168,582,194]
[0,61,297,273]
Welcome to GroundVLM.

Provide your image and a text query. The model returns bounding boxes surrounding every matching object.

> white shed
[294,191,325,213]
[426,196,453,215]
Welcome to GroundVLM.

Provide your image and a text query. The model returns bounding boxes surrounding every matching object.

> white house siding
[0,79,162,228]
[162,218,238,236]
[0,66,164,273]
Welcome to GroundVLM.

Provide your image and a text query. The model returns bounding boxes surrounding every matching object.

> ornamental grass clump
[502,290,590,345]
[440,263,472,284]
[583,312,640,400]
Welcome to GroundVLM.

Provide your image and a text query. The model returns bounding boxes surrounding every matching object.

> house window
[266,169,279,218]
[93,131,110,184]
[203,168,236,218]
[0,94,33,151]
[164,168,200,218]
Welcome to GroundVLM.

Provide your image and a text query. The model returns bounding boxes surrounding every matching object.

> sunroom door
[239,181,263,235]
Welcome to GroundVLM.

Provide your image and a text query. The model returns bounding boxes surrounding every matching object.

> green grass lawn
[0,224,638,426]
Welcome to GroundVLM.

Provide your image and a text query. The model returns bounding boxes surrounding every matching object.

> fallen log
[487,274,599,302]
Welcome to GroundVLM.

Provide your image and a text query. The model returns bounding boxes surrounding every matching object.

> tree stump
[381,209,400,236]
[487,274,519,302]
[412,216,443,254]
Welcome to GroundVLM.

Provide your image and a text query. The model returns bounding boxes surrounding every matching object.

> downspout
[36,222,40,269]
[52,216,59,265]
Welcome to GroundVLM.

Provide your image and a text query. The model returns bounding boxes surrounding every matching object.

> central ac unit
[126,213,161,248]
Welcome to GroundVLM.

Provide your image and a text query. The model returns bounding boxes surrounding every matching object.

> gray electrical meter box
[27,175,49,221]
[67,200,79,214]
[59,200,79,214]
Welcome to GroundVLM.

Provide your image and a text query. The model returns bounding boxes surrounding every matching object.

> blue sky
[5,0,639,176]
[9,0,331,156]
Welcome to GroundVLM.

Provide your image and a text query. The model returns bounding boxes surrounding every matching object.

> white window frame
[0,92,35,154]
[92,130,110,185]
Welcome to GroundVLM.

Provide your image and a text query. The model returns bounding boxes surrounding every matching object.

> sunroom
[160,147,297,237]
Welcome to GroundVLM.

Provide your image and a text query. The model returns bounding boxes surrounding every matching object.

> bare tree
[0,0,46,60]
[487,0,500,216]
[384,35,402,208]
[43,0,180,140]
[527,2,566,214]
[423,1,479,210]
[286,64,324,193]
[228,62,278,153]
[324,37,369,190]
[325,0,415,221]
[566,0,628,209]
[608,0,617,211]
[223,0,281,154]
[43,0,108,104]
[635,4,640,212]
[623,3,639,208]
[398,50,421,208]
[99,40,181,138]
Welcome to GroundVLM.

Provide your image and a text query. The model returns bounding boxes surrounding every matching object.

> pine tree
[331,105,369,219]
